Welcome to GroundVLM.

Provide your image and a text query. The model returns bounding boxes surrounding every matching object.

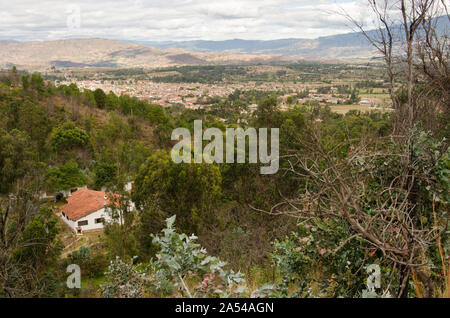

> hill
[142,15,449,59]
[0,38,290,70]
[142,36,374,59]
[1,16,447,70]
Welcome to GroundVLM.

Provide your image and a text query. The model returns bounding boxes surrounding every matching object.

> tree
[15,206,62,273]
[106,91,119,111]
[82,89,97,108]
[0,129,36,194]
[21,75,30,90]
[63,246,108,279]
[0,187,61,297]
[93,162,118,189]
[104,191,137,260]
[17,100,51,156]
[46,160,86,192]
[132,150,222,234]
[134,207,167,261]
[101,216,250,298]
[258,126,449,297]
[254,95,281,128]
[346,88,360,105]
[342,0,448,133]
[93,88,107,109]
[340,0,449,297]
[286,96,295,105]
[30,73,45,95]
[271,224,368,298]
[50,122,90,153]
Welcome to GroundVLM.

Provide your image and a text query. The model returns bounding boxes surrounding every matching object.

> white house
[359,98,374,105]
[60,189,132,234]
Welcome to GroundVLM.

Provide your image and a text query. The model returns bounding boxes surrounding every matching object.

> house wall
[60,212,77,230]
[61,208,114,233]
[77,208,110,231]
[60,198,136,233]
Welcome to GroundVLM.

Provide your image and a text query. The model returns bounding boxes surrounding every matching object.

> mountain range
[1,16,447,70]
[140,34,373,59]
[141,16,449,58]
[0,38,290,70]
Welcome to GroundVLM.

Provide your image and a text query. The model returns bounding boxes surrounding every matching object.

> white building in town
[60,189,134,234]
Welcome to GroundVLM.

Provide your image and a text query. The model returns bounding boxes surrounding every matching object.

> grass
[79,275,107,297]
[329,104,392,114]
[60,229,105,258]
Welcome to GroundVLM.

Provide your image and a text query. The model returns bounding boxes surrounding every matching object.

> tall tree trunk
[398,264,411,297]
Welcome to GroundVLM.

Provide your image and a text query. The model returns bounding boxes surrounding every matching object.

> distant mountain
[141,16,449,59]
[143,39,302,53]
[1,16,447,69]
[140,35,374,60]
[0,38,291,70]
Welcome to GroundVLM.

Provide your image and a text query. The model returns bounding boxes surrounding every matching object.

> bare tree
[253,126,448,297]
[342,0,448,133]
[308,0,450,298]
[415,2,450,132]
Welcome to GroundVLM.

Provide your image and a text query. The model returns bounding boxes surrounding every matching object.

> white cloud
[0,0,376,42]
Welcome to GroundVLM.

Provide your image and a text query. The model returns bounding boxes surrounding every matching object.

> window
[78,220,88,226]
[95,218,104,224]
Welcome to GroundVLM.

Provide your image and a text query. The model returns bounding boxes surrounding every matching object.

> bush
[46,159,86,191]
[100,256,147,298]
[93,162,117,189]
[148,215,248,298]
[50,122,90,152]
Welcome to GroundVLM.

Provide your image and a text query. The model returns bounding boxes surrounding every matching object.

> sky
[0,0,378,42]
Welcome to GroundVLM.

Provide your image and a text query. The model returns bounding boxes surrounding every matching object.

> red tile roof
[61,189,110,221]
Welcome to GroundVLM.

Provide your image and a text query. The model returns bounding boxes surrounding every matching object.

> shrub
[149,215,248,298]
[50,122,90,152]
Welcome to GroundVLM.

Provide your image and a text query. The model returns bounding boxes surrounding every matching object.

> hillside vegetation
[0,64,448,298]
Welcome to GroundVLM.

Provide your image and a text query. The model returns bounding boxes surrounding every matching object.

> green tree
[132,150,222,234]
[82,89,97,107]
[0,129,36,193]
[1,190,61,297]
[94,162,118,189]
[17,100,51,155]
[46,159,86,191]
[346,88,360,105]
[104,191,137,260]
[15,206,62,272]
[50,122,90,153]
[106,91,119,111]
[254,95,281,127]
[30,73,45,95]
[93,88,107,109]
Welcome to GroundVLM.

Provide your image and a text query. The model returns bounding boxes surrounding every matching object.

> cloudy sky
[0,0,377,42]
